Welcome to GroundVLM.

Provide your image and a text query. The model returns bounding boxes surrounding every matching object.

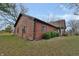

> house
[14,13,59,40]
[50,20,66,35]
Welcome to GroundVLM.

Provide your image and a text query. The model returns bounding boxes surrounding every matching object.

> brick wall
[15,16,34,40]
[34,21,58,40]
[15,15,58,40]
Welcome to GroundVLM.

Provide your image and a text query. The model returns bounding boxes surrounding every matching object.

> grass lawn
[0,32,79,56]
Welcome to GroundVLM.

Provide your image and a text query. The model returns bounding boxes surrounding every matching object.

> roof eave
[14,13,22,27]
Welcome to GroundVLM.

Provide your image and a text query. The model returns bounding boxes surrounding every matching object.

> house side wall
[50,20,66,35]
[34,21,58,40]
[15,16,34,40]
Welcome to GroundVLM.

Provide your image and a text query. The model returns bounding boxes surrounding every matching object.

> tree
[67,20,79,35]
[62,4,79,35]
[0,3,28,25]
[63,3,79,15]
[4,25,12,33]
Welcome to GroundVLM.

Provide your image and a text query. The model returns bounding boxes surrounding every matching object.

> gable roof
[14,13,59,29]
[50,20,66,29]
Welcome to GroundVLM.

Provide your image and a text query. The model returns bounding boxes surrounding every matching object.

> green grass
[0,33,79,56]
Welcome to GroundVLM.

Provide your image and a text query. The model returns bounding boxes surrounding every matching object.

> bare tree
[63,3,79,15]
[0,3,28,31]
[62,4,79,35]
[20,4,28,14]
[67,20,79,35]
[0,3,28,25]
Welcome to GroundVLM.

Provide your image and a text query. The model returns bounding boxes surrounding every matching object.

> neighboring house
[14,13,59,40]
[50,20,66,35]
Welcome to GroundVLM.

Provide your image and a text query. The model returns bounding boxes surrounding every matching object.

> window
[41,25,46,32]
[22,26,26,33]
[17,27,19,33]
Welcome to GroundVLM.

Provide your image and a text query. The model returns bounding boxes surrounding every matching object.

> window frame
[17,27,19,34]
[22,26,26,33]
[41,25,46,32]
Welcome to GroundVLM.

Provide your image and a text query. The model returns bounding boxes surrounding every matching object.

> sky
[23,3,79,22]
[0,3,79,30]
[26,3,67,21]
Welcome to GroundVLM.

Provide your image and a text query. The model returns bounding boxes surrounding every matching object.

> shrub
[50,32,55,38]
[74,33,79,36]
[55,32,59,37]
[43,31,59,39]
[42,32,51,39]
[51,32,59,37]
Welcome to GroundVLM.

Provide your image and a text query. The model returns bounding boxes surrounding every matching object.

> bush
[51,32,59,37]
[74,33,79,36]
[43,31,59,39]
[42,32,51,39]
